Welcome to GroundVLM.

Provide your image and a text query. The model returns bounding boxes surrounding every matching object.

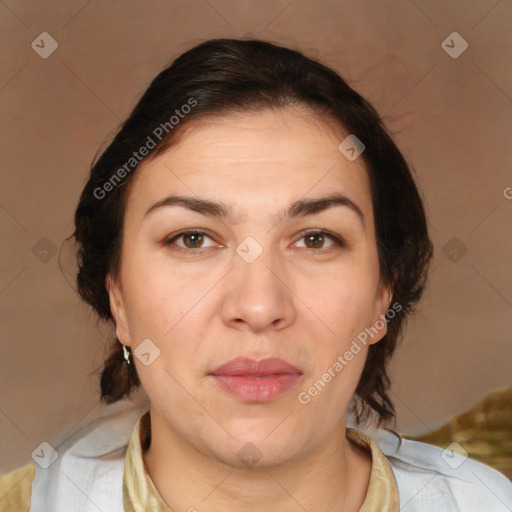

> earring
[122,344,132,365]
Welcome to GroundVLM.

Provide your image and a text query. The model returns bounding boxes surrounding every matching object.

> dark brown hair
[72,38,433,425]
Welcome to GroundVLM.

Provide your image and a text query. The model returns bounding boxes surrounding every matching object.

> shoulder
[0,462,35,512]
[2,392,149,512]
[373,428,512,511]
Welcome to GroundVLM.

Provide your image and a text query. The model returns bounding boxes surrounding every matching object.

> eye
[163,229,344,253]
[164,229,217,250]
[294,230,344,251]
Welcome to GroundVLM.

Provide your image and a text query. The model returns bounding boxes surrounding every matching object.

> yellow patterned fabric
[0,462,34,512]
[347,428,400,511]
[123,412,169,512]
[123,412,399,511]
[411,387,512,479]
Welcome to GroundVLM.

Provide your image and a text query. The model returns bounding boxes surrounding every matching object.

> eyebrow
[144,193,365,228]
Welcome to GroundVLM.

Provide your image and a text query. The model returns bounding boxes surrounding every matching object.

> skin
[107,105,393,512]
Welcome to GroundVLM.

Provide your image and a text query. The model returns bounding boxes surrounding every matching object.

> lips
[210,356,303,377]
[209,357,303,402]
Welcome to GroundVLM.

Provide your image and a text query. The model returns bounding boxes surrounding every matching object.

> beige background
[1,0,511,472]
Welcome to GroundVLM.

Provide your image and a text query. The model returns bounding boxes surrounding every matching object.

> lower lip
[210,374,302,402]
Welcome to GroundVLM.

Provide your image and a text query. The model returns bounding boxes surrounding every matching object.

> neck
[142,409,372,512]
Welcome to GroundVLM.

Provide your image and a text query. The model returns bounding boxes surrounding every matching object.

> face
[107,106,392,468]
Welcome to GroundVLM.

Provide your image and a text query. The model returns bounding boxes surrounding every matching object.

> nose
[220,244,296,333]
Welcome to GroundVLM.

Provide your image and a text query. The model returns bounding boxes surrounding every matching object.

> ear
[368,280,394,345]
[105,272,131,346]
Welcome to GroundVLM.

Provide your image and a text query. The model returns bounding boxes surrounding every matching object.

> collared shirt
[122,411,400,511]
[1,397,511,511]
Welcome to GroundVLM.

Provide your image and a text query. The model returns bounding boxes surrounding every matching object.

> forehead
[125,106,373,225]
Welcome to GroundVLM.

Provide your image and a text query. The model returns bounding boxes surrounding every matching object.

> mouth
[209,357,303,403]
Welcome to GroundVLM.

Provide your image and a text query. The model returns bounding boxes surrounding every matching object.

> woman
[2,38,511,512]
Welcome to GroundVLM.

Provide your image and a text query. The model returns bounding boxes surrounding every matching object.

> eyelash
[162,228,345,253]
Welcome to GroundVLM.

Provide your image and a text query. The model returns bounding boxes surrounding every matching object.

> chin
[211,428,299,470]
[215,443,296,471]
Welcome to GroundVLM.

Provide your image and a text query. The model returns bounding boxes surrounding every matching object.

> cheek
[120,258,207,361]
[302,271,380,342]
[120,250,187,330]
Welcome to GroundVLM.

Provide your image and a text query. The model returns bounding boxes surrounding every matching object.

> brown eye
[182,232,204,248]
[295,230,343,251]
[304,232,325,249]
[164,230,216,251]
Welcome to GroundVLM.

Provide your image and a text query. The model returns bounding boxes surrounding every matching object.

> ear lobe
[105,273,131,345]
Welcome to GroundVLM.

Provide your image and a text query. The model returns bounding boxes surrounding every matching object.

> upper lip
[209,357,303,377]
